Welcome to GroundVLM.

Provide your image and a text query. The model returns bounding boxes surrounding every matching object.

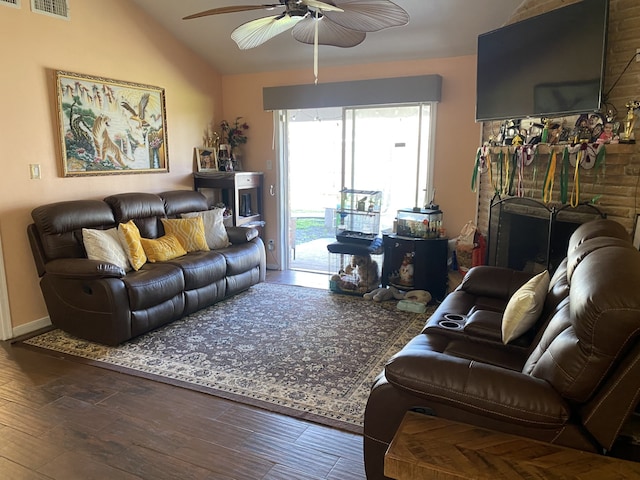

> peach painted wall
[221,57,481,268]
[0,0,222,329]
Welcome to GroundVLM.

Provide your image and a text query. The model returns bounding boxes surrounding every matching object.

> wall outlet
[267,239,275,251]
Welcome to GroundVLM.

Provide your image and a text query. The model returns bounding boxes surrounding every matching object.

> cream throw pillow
[117,220,147,271]
[82,228,131,272]
[501,270,550,344]
[181,208,230,249]
[140,234,187,262]
[161,217,209,253]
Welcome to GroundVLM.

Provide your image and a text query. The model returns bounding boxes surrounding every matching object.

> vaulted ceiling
[129,0,523,75]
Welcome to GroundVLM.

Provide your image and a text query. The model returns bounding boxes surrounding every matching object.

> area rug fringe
[21,283,432,434]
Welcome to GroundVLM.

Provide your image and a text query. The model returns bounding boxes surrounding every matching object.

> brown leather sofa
[28,190,266,346]
[364,218,640,479]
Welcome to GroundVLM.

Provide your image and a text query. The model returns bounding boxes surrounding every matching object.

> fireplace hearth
[488,197,604,274]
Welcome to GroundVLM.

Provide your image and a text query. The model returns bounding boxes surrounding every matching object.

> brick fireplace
[488,197,605,273]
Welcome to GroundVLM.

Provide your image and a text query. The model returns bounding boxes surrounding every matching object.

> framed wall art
[194,147,218,172]
[55,70,169,176]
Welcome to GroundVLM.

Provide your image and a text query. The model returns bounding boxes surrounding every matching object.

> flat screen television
[476,0,609,122]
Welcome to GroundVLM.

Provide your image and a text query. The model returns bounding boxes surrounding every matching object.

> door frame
[275,103,438,271]
[274,111,289,270]
[0,235,13,340]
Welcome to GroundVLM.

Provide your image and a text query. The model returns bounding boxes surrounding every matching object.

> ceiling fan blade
[292,17,365,47]
[231,15,303,50]
[324,0,409,32]
[183,4,281,20]
[301,0,344,12]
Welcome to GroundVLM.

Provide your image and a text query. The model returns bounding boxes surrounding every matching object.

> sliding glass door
[343,104,434,232]
[280,103,435,273]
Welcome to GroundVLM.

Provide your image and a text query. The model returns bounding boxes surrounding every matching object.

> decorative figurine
[203,126,219,149]
[398,252,414,286]
[620,100,640,144]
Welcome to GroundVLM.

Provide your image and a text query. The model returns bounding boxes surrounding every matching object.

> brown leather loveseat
[364,218,640,479]
[28,190,265,346]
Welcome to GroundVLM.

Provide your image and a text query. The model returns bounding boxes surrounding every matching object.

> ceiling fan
[183,0,410,50]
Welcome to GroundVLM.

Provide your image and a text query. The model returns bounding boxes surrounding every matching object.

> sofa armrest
[385,334,570,428]
[463,310,504,342]
[226,226,259,244]
[45,258,125,279]
[460,266,535,300]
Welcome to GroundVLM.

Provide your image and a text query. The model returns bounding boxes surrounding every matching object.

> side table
[193,171,263,228]
[385,412,640,479]
[382,234,448,301]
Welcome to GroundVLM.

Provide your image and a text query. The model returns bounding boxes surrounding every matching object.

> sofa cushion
[161,217,209,252]
[567,218,629,252]
[165,251,227,290]
[384,334,569,428]
[182,208,230,249]
[104,192,165,239]
[31,200,116,261]
[502,270,549,344]
[82,227,131,272]
[118,220,147,271]
[140,235,187,262]
[161,190,209,217]
[218,241,262,275]
[122,263,185,311]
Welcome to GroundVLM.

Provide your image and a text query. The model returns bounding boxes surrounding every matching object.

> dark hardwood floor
[0,271,365,480]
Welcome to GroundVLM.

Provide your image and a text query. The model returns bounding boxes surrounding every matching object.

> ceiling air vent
[1,0,20,8]
[31,0,69,19]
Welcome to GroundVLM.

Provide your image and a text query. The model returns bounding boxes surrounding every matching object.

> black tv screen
[476,0,609,122]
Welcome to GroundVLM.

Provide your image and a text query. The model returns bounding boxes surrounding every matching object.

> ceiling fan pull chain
[314,9,319,85]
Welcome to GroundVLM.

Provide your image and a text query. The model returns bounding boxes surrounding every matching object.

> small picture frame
[195,147,218,172]
[633,214,640,250]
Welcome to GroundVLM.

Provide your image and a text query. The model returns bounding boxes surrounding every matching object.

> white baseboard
[12,316,51,339]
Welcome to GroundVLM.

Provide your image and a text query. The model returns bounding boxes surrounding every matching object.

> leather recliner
[364,218,640,479]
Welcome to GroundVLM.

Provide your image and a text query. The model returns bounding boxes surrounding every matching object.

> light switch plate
[29,164,41,179]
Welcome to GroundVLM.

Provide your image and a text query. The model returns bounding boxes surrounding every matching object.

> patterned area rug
[22,283,432,433]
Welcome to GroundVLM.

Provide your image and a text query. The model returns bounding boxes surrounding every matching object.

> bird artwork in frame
[54,70,169,176]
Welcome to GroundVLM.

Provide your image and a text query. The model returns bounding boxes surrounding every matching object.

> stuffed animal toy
[330,272,360,291]
[398,252,414,286]
[363,286,405,302]
[404,290,432,305]
[397,289,432,313]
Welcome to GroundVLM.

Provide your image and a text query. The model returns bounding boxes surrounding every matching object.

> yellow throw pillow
[117,220,147,271]
[161,217,209,253]
[140,234,187,262]
[501,270,550,344]
[181,208,230,250]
